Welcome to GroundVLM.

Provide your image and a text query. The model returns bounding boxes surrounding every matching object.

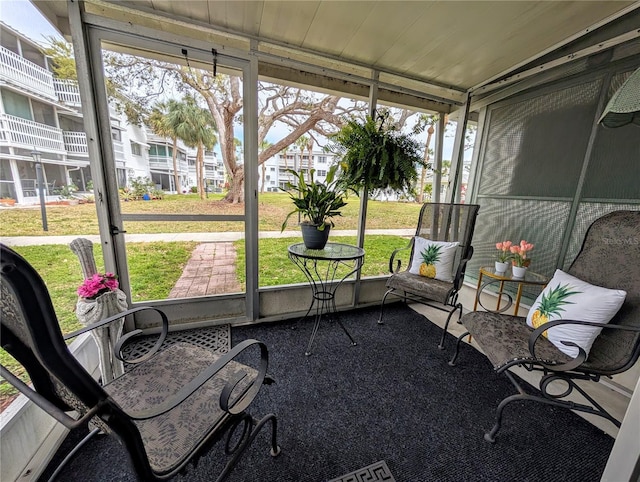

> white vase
[495,261,509,273]
[512,266,527,278]
[76,289,128,383]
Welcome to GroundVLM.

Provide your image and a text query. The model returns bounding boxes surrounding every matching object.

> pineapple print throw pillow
[526,269,626,358]
[408,237,460,283]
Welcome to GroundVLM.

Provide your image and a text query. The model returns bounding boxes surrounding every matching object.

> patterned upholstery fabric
[105,342,256,474]
[462,311,571,369]
[568,210,640,373]
[385,271,453,305]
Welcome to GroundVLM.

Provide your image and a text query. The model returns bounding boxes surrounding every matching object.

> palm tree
[306,137,314,181]
[147,99,189,194]
[175,96,218,199]
[295,136,309,177]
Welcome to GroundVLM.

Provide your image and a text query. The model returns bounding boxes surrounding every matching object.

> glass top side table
[287,242,365,355]
[473,266,548,315]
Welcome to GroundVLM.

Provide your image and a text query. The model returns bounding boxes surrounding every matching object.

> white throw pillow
[526,269,626,358]
[408,237,459,283]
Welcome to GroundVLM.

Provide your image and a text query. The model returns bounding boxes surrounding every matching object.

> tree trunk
[260,163,266,193]
[418,124,435,203]
[197,143,205,199]
[172,137,181,194]
[229,167,244,203]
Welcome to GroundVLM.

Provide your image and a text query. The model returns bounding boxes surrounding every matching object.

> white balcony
[0,113,65,152]
[113,139,125,162]
[54,79,82,105]
[0,46,56,100]
[62,131,88,156]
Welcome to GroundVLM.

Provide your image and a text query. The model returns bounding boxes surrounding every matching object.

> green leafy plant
[57,184,78,199]
[280,167,351,232]
[329,112,424,193]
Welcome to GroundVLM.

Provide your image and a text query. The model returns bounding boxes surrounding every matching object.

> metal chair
[378,202,480,349]
[449,210,640,442]
[0,244,280,481]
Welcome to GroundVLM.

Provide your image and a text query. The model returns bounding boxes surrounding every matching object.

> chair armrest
[0,364,103,429]
[389,240,413,274]
[64,306,169,365]
[123,339,268,420]
[528,319,640,372]
[452,246,474,291]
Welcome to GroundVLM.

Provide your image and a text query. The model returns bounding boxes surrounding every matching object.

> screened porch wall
[468,58,640,304]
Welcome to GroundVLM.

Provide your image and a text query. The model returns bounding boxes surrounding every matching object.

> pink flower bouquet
[77,272,119,299]
[495,241,513,262]
[510,240,534,268]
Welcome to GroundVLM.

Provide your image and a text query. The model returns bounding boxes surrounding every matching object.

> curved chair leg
[217,413,280,482]
[377,289,393,324]
[439,303,462,350]
[448,331,469,366]
[484,393,530,443]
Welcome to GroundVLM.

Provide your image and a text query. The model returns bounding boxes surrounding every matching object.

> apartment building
[0,22,227,204]
[260,148,334,192]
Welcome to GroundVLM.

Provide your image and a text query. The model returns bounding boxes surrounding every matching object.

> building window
[317,156,327,163]
[317,170,327,177]
[116,168,127,188]
[130,142,142,156]
[111,128,122,142]
[270,167,275,171]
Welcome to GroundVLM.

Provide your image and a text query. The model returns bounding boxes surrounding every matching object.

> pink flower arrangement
[495,240,513,262]
[510,240,534,267]
[77,272,119,299]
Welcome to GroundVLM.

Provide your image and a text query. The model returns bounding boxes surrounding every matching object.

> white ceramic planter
[495,261,509,273]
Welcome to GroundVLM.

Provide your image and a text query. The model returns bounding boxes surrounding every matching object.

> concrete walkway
[169,242,241,297]
[0,229,414,246]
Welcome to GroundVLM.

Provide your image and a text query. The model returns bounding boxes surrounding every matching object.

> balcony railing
[113,140,125,162]
[54,79,82,105]
[149,156,189,173]
[63,131,88,155]
[0,113,64,152]
[0,46,56,100]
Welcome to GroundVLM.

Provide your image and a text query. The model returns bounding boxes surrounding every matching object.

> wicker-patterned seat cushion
[386,271,453,305]
[462,311,572,370]
[104,342,256,475]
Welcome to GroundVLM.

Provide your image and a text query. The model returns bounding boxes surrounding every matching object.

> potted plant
[0,197,16,207]
[329,111,424,194]
[280,166,350,249]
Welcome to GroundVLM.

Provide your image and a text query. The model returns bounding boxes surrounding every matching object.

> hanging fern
[329,112,424,194]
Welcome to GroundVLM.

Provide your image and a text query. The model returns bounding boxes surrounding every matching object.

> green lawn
[0,193,421,236]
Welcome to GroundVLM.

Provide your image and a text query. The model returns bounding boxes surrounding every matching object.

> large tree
[105,53,365,203]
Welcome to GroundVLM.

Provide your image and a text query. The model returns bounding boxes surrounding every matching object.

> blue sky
[1,0,62,43]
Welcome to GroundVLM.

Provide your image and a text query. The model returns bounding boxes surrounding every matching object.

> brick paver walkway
[168,242,241,297]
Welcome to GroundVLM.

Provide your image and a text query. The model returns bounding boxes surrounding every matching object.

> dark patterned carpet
[41,304,614,481]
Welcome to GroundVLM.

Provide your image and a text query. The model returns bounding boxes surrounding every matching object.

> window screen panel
[582,70,640,200]
[479,79,602,198]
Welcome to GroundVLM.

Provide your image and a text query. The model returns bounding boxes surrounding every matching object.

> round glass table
[288,242,365,355]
